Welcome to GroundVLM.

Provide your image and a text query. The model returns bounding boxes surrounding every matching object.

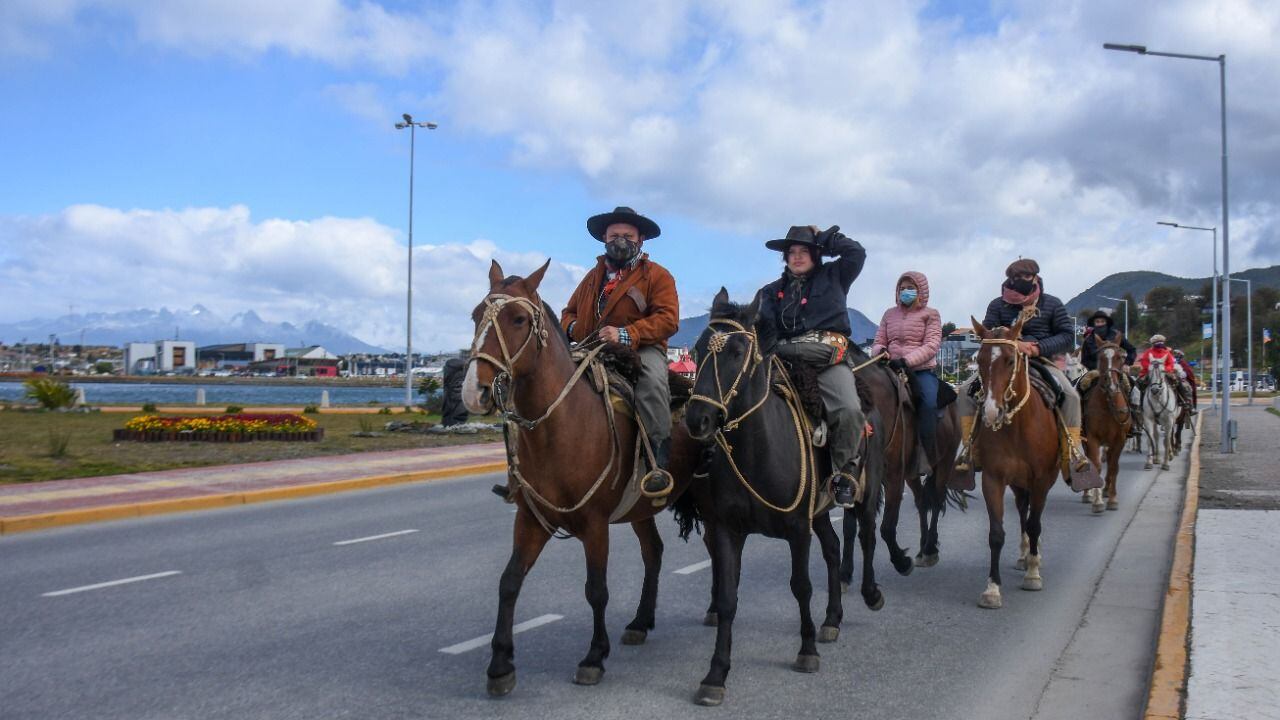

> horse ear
[488,259,504,287]
[524,259,551,295]
[713,287,730,307]
[971,316,987,338]
[1010,312,1027,339]
[745,290,762,325]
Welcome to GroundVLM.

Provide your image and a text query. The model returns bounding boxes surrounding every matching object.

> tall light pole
[1105,42,1232,452]
[1228,277,1253,405]
[1158,221,1218,410]
[394,114,438,408]
[1099,295,1129,339]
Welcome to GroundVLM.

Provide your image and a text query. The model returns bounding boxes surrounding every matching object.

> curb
[0,461,507,536]
[1143,413,1202,719]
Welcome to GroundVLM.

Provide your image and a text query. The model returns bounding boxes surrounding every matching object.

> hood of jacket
[897,270,930,308]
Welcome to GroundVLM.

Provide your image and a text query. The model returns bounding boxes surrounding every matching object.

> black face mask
[1008,277,1036,295]
[605,238,640,265]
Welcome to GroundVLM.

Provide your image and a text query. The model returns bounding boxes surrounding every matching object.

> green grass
[1266,407,1280,420]
[0,410,500,483]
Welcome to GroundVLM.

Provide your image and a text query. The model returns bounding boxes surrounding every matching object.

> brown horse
[1081,337,1133,513]
[970,314,1061,609]
[462,260,699,696]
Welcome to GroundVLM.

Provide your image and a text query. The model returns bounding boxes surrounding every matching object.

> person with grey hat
[757,225,868,508]
[955,258,1094,484]
[561,206,680,497]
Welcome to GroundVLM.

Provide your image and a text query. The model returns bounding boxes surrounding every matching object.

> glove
[813,225,842,254]
[888,358,907,372]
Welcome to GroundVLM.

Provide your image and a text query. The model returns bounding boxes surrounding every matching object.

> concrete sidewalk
[0,442,506,535]
[1184,404,1280,720]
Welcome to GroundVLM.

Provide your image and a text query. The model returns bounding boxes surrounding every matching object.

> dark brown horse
[841,354,964,583]
[463,260,699,696]
[970,314,1061,609]
[1081,337,1132,513]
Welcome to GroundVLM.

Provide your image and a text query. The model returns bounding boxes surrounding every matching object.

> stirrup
[491,483,515,504]
[829,470,862,509]
[640,468,674,499]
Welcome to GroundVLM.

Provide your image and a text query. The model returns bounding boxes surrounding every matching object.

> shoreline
[0,374,409,388]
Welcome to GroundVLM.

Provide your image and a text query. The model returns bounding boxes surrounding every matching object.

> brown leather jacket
[561,254,679,351]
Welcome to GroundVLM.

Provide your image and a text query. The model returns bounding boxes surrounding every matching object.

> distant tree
[941,322,956,337]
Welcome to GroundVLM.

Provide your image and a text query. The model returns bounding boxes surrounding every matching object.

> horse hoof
[792,654,820,673]
[892,556,915,576]
[818,625,840,643]
[914,553,939,568]
[621,629,647,646]
[1021,576,1043,591]
[1107,499,1119,511]
[573,666,604,686]
[1081,492,1091,503]
[978,583,1002,609]
[1091,503,1105,515]
[694,684,725,706]
[487,671,516,697]
[865,588,885,611]
[1161,464,1170,470]
[839,581,849,594]
[703,612,719,627]
[1014,557,1027,571]
[1144,463,1153,470]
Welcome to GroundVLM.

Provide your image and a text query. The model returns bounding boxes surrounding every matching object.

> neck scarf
[1001,281,1041,308]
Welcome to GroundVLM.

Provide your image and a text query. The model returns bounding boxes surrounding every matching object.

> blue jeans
[914,370,939,456]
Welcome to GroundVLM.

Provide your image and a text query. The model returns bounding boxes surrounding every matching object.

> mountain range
[0,306,387,355]
[1065,265,1280,315]
[670,307,879,349]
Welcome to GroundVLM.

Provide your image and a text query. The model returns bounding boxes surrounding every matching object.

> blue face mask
[899,289,918,306]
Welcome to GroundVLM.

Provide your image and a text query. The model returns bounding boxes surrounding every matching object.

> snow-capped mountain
[0,305,387,354]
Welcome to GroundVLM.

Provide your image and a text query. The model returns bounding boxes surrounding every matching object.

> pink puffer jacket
[869,271,942,370]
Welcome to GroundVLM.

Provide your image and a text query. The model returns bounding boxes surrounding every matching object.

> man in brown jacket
[562,206,680,496]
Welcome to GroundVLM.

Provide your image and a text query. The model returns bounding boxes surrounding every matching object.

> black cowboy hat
[587,206,661,242]
[1088,308,1113,325]
[765,225,822,253]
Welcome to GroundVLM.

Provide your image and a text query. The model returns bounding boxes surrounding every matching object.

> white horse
[1141,368,1179,470]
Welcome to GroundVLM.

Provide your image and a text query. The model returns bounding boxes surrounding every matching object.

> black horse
[675,290,884,707]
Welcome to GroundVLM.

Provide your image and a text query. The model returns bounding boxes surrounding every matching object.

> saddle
[574,342,693,417]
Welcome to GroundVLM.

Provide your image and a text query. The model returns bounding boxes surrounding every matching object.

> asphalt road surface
[0,448,1186,720]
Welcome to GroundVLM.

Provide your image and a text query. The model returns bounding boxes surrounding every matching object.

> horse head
[463,259,553,414]
[685,287,764,442]
[971,312,1030,430]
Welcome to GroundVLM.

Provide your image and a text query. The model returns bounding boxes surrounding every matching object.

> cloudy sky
[2,0,1277,351]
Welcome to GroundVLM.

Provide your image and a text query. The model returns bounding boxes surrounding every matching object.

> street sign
[1202,322,1213,339]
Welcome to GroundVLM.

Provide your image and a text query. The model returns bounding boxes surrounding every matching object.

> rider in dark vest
[757,225,867,508]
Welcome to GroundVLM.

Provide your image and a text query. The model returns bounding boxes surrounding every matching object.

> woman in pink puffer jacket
[869,270,943,458]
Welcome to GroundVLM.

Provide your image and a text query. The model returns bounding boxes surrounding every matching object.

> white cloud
[0,205,586,352]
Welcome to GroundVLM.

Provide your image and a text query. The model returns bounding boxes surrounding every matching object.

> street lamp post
[1105,42,1232,452]
[394,114,439,408]
[1158,221,1219,410]
[1228,277,1253,405]
[1099,295,1129,339]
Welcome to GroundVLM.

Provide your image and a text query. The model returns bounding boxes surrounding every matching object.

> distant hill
[1066,265,1280,315]
[670,307,878,349]
[0,305,387,355]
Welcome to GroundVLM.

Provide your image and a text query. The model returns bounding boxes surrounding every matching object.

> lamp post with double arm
[1157,221,1218,410]
[394,114,439,407]
[1104,41,1232,452]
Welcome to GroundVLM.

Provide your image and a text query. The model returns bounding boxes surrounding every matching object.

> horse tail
[669,485,704,541]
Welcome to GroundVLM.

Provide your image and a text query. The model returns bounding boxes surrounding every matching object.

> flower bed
[113,414,323,442]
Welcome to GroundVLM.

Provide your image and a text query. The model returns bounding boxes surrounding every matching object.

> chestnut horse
[1081,337,1133,513]
[463,260,698,696]
[970,314,1061,609]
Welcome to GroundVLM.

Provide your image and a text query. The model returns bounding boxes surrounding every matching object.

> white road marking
[439,613,563,655]
[673,559,712,575]
[42,571,182,597]
[333,529,419,546]
[830,515,844,523]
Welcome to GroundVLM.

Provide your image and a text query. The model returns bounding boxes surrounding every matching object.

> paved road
[0,449,1186,720]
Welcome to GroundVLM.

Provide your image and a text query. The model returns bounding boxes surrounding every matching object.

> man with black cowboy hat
[757,225,868,508]
[561,206,680,497]
[955,258,1096,486]
[1078,308,1136,390]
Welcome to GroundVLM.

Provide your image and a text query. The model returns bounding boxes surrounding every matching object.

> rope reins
[978,337,1033,431]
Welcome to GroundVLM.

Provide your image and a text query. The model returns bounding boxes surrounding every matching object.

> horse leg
[1012,486,1030,571]
[486,511,552,697]
[915,475,942,567]
[978,475,1005,609]
[812,512,844,642]
[788,530,820,673]
[839,507,856,593]
[1161,419,1173,470]
[880,473,914,576]
[1106,442,1122,510]
[1022,489,1046,592]
[859,494,885,611]
[701,518,719,626]
[909,476,933,567]
[1087,437,1106,514]
[573,521,611,686]
[1143,414,1155,469]
[695,524,746,706]
[622,516,663,645]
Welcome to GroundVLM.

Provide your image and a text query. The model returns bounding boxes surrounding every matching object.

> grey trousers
[636,345,672,444]
[957,360,1081,427]
[818,363,866,472]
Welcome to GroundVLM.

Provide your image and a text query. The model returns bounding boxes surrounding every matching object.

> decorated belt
[780,331,850,364]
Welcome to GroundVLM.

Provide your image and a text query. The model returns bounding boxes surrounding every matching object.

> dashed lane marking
[673,559,712,575]
[42,571,183,597]
[333,529,419,546]
[439,614,563,655]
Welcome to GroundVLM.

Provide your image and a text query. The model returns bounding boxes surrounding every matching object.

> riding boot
[1067,426,1091,472]
[641,437,674,497]
[954,415,979,472]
